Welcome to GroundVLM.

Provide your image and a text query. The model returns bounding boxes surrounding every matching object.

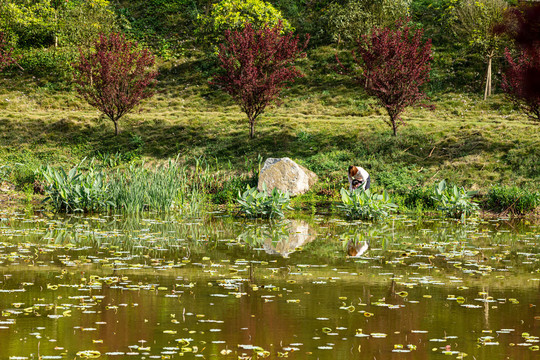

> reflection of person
[348,165,370,191]
[347,240,369,257]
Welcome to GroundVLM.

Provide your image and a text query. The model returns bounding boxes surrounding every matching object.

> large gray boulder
[257,157,317,196]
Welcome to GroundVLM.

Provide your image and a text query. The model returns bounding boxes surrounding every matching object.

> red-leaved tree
[213,22,308,138]
[340,21,432,136]
[74,33,158,136]
[496,3,540,122]
[502,48,540,122]
[0,32,16,72]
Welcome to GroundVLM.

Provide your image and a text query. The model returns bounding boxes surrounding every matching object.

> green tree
[450,0,508,100]
[0,0,57,48]
[325,0,411,44]
[59,0,118,48]
[197,0,292,49]
[0,0,117,49]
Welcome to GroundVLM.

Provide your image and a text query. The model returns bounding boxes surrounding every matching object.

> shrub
[237,185,292,219]
[431,179,478,220]
[501,48,540,122]
[401,185,437,210]
[487,186,539,215]
[325,0,411,44]
[197,0,292,50]
[0,31,16,72]
[338,188,397,220]
[17,47,77,80]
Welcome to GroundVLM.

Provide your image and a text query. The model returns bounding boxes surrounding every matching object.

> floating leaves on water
[76,350,101,358]
[0,212,538,359]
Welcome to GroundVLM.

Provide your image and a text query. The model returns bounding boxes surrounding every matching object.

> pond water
[0,210,538,359]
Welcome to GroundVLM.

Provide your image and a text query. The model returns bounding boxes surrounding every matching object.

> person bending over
[348,165,370,191]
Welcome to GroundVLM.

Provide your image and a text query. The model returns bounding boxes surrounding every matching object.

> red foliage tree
[496,3,540,122]
[74,33,158,136]
[340,21,432,136]
[213,22,308,138]
[0,32,16,72]
[502,49,540,122]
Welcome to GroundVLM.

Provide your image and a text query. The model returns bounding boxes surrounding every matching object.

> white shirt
[348,166,369,191]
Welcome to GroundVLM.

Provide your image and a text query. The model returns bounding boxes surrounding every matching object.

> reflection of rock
[257,158,318,196]
[262,220,317,258]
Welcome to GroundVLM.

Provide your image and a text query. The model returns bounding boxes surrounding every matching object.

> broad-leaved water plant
[41,161,113,212]
[236,185,292,219]
[431,179,479,220]
[338,188,397,220]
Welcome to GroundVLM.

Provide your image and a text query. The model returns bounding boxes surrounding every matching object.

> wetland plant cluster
[338,188,397,220]
[31,157,539,219]
[40,159,214,215]
[236,185,292,219]
[337,180,481,221]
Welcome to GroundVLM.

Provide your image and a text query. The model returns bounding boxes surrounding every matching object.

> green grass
[0,51,539,215]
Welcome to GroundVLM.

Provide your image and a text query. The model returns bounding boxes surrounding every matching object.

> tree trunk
[484,54,493,101]
[249,119,255,139]
[114,120,119,136]
[54,11,58,48]
[391,118,398,136]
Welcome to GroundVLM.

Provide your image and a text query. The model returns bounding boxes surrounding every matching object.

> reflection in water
[238,220,317,257]
[0,211,538,359]
[347,239,369,257]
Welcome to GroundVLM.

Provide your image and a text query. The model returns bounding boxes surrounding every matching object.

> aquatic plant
[41,161,113,212]
[431,179,479,220]
[236,185,292,219]
[338,188,397,220]
[109,160,205,215]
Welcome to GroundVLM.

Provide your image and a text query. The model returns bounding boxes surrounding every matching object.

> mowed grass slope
[0,55,538,196]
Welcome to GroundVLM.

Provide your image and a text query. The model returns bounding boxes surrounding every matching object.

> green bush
[431,179,478,220]
[401,185,437,210]
[325,0,410,44]
[237,185,292,219]
[338,188,397,220]
[486,186,539,215]
[16,47,77,80]
[197,0,292,50]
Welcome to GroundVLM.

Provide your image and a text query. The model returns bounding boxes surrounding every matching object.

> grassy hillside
[0,50,538,202]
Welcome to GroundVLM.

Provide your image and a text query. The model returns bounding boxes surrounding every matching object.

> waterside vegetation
[0,0,539,218]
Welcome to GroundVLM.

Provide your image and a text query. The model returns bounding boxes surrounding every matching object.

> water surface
[0,211,538,359]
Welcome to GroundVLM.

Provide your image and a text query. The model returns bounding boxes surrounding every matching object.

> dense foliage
[41,162,113,212]
[197,0,291,50]
[325,0,410,44]
[73,33,158,135]
[214,22,307,138]
[487,186,539,215]
[498,2,540,122]
[0,31,15,71]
